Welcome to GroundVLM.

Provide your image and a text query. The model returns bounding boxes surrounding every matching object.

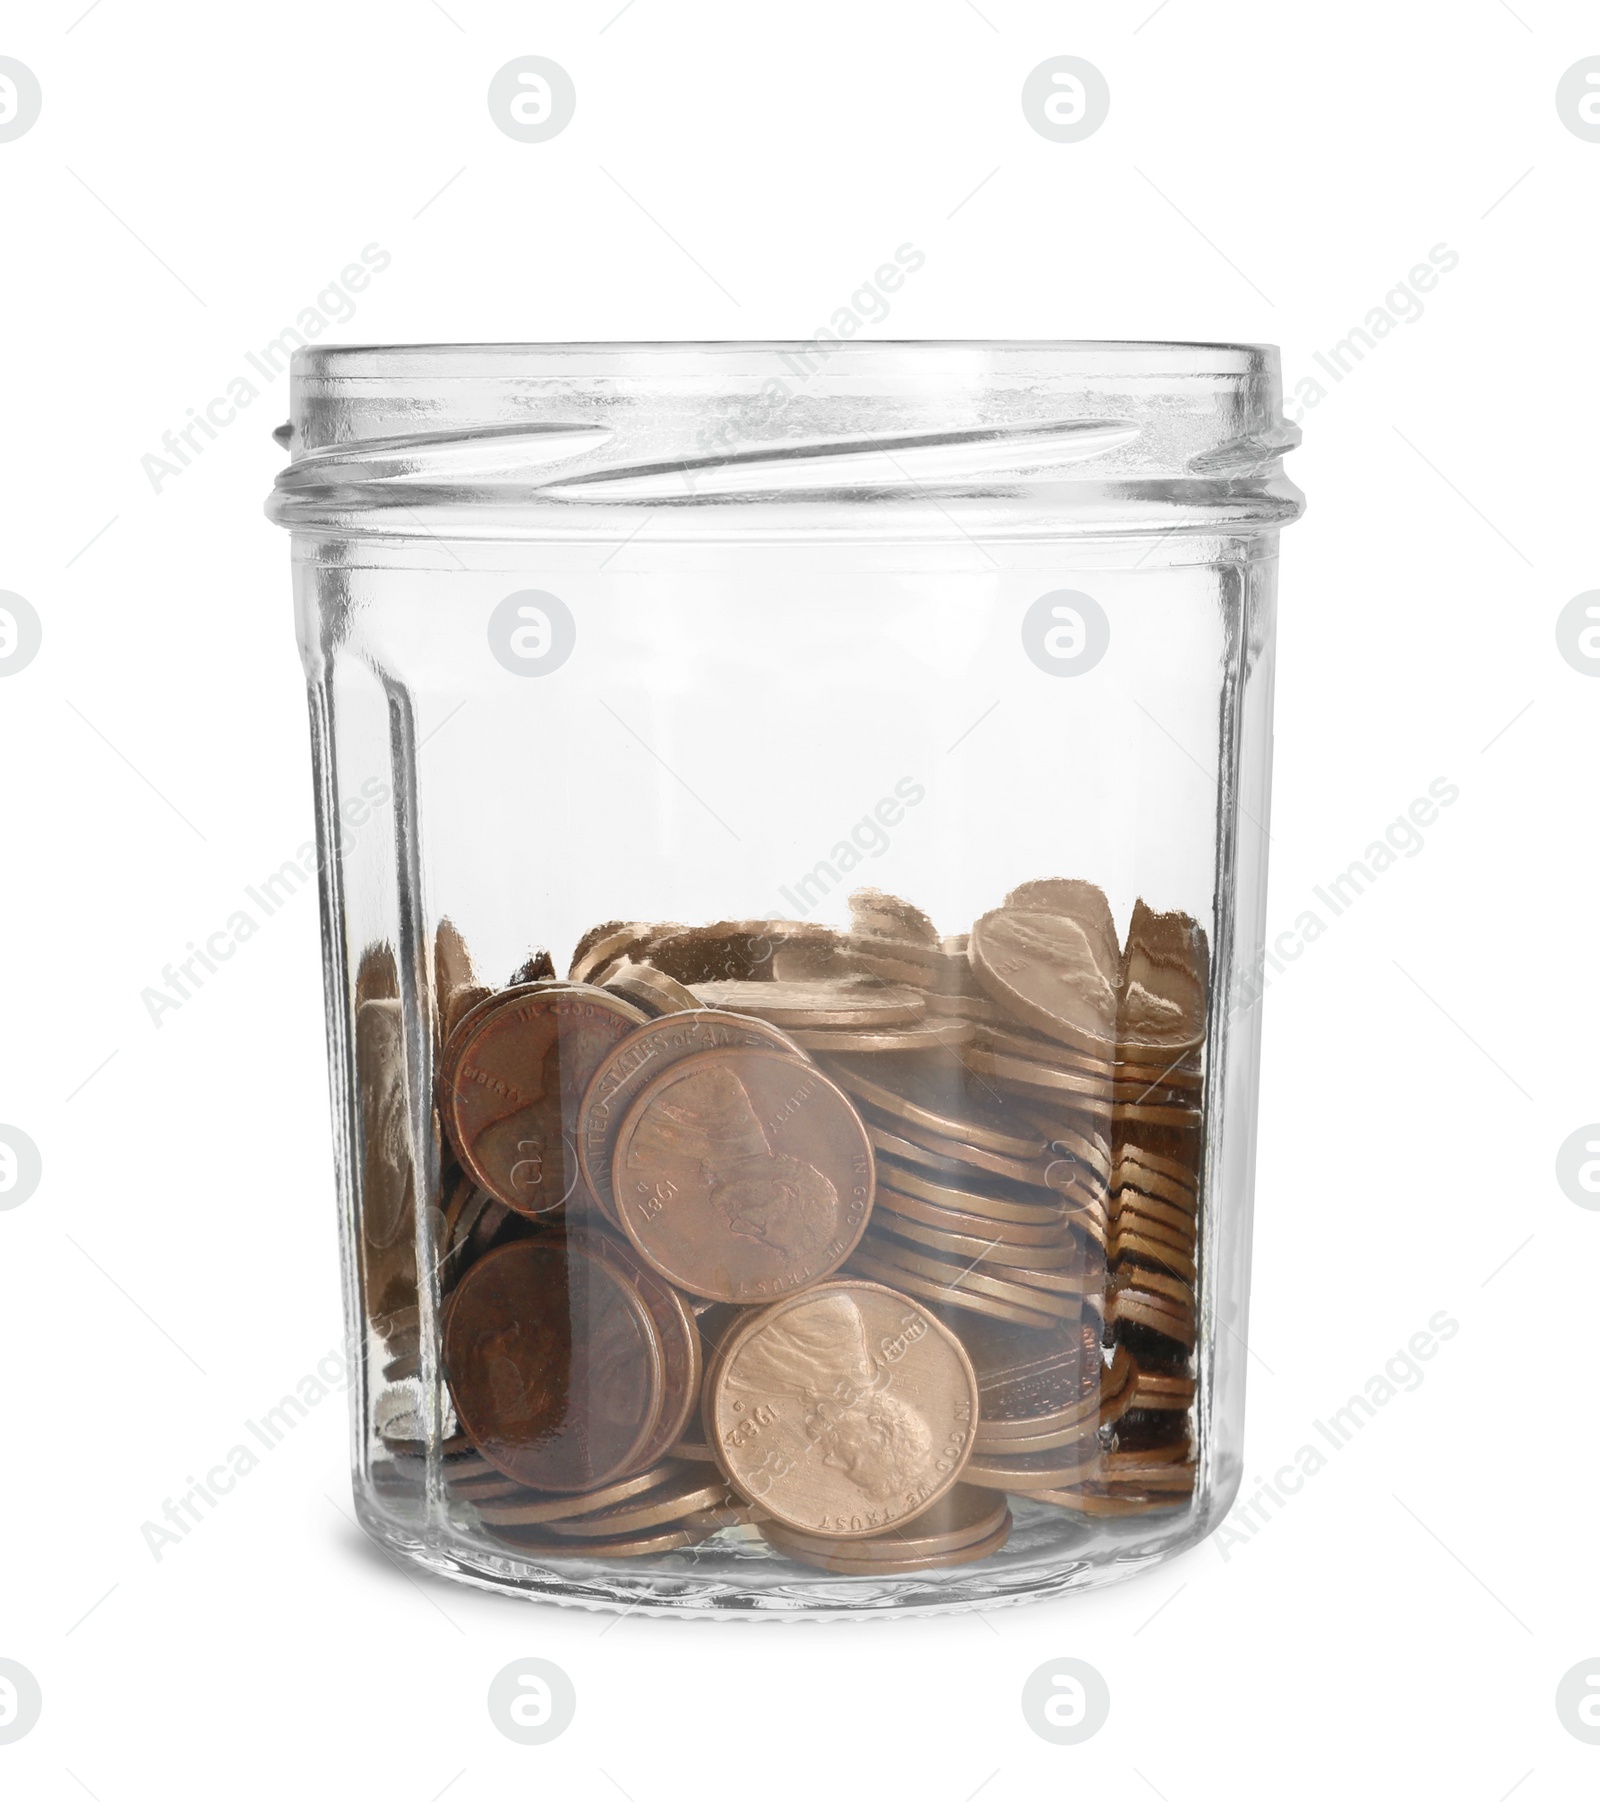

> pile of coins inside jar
[368,879,1207,1573]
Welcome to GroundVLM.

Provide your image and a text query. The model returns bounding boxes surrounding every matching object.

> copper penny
[764,1516,1010,1574]
[689,977,926,1029]
[442,1238,663,1493]
[578,1010,807,1227]
[469,1460,682,1527]
[962,1315,1111,1432]
[821,1053,1046,1160]
[599,960,700,1017]
[543,1467,735,1538]
[710,1280,979,1538]
[611,1047,874,1303]
[445,987,648,1216]
[969,881,1122,1057]
[565,1225,703,1466]
[786,1019,973,1054]
[1119,899,1208,1057]
[762,1483,1007,1562]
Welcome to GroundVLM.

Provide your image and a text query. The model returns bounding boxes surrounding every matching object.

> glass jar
[267,341,1303,1617]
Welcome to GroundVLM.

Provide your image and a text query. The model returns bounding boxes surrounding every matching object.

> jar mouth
[267,339,1303,542]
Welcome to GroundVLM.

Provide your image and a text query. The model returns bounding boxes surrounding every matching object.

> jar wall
[296,529,1280,1614]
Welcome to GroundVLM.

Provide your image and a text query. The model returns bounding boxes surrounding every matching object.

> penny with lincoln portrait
[709,1279,979,1538]
[610,1046,874,1303]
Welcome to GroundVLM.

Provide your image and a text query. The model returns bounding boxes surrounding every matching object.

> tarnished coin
[690,978,926,1029]
[445,987,648,1216]
[710,1280,979,1537]
[544,1467,735,1538]
[442,1238,664,1492]
[440,980,569,1093]
[470,1461,682,1527]
[969,880,1122,1057]
[821,1054,1046,1159]
[612,1047,874,1303]
[578,1010,809,1226]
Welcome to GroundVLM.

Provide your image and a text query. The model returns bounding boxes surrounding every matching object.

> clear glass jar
[267,341,1303,1616]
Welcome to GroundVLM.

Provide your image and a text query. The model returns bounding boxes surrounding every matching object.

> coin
[852,1240,1088,1318]
[578,1009,807,1226]
[1115,1144,1198,1193]
[1112,1292,1196,1348]
[646,919,843,985]
[689,977,926,1029]
[962,1438,1103,1492]
[873,1112,1064,1189]
[1131,1365,1196,1410]
[821,1054,1046,1159]
[847,1249,1063,1331]
[445,987,649,1216]
[469,1461,682,1526]
[762,1483,1006,1562]
[1029,1487,1185,1516]
[709,1280,979,1537]
[761,1515,1011,1574]
[611,1047,874,1303]
[786,1019,974,1054]
[869,1212,1082,1270]
[599,960,700,1017]
[876,1160,1071,1226]
[961,1046,1115,1110]
[963,1316,1113,1432]
[1120,900,1208,1056]
[969,880,1122,1057]
[569,921,661,985]
[543,1467,736,1538]
[875,1185,1068,1247]
[567,1226,703,1466]
[490,1515,727,1558]
[1114,1188,1195,1237]
[442,1238,664,1492]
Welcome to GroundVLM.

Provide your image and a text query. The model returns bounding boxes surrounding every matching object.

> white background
[1,2,1595,1797]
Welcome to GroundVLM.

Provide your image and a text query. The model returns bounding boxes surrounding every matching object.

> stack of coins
[369,877,1208,1568]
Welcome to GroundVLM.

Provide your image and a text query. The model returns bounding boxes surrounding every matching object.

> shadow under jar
[267,340,1303,1617]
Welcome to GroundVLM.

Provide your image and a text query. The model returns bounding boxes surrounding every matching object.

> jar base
[352,1484,1220,1620]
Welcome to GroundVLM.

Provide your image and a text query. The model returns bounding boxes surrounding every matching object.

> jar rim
[268,339,1302,542]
